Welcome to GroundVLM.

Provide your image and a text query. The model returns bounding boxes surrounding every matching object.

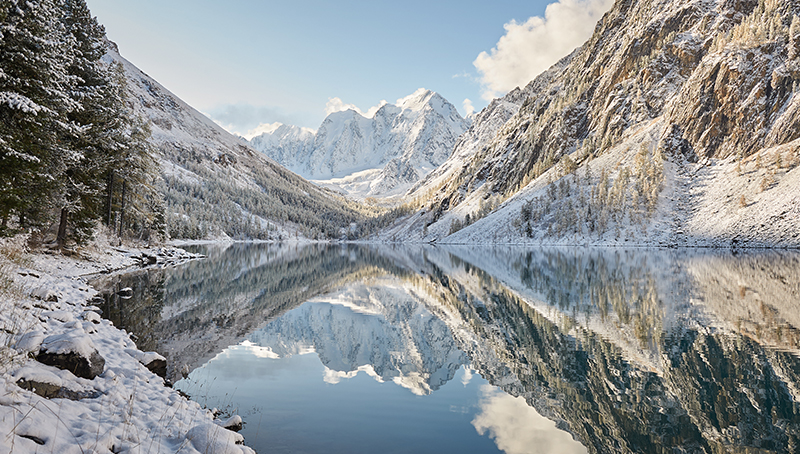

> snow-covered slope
[104,43,366,240]
[380,0,800,247]
[249,89,469,199]
[247,123,315,169]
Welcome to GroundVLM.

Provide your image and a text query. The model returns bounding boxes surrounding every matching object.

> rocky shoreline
[0,238,255,454]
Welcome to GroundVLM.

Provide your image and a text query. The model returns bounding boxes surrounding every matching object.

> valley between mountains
[121,0,800,247]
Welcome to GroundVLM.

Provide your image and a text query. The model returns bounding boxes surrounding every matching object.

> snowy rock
[217,415,244,432]
[31,287,58,302]
[82,311,101,324]
[81,321,98,334]
[40,310,75,323]
[12,365,100,400]
[140,252,157,265]
[185,424,255,454]
[125,349,167,378]
[36,331,105,379]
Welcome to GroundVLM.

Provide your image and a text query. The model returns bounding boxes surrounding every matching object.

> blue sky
[86,0,611,137]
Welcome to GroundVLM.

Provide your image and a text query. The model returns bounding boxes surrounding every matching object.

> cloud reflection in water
[473,385,587,454]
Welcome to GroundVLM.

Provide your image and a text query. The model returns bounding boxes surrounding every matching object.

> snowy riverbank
[0,236,254,454]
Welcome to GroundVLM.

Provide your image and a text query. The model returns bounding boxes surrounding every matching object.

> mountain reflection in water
[93,244,800,454]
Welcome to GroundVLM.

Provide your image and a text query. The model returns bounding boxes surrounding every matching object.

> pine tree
[0,0,77,234]
[57,0,115,245]
[1,0,162,244]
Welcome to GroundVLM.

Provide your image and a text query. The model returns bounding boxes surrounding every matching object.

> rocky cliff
[385,0,800,247]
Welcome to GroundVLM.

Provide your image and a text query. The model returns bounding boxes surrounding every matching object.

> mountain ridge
[104,42,371,240]
[248,88,469,199]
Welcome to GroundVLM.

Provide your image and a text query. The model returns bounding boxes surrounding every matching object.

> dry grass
[0,235,30,267]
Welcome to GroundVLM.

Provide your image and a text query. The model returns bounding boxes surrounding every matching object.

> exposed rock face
[392,0,800,246]
[35,351,105,380]
[125,349,168,378]
[144,357,167,378]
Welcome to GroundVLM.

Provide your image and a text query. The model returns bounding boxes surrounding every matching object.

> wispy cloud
[474,0,613,101]
[325,97,388,118]
[462,98,475,117]
[206,103,298,137]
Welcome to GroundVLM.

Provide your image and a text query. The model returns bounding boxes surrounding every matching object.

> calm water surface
[93,244,800,453]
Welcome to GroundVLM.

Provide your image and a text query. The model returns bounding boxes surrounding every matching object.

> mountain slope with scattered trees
[380,0,800,247]
[106,44,384,241]
[0,0,383,245]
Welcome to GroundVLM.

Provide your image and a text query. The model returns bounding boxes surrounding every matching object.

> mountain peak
[397,88,435,111]
[249,88,469,198]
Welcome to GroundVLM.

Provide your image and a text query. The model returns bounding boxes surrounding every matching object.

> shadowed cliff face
[98,245,800,452]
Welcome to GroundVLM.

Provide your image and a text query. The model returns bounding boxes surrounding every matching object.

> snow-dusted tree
[0,0,77,234]
[1,0,162,244]
[56,0,116,245]
[108,112,160,241]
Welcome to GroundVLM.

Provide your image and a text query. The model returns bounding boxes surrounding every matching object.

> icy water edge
[93,244,800,454]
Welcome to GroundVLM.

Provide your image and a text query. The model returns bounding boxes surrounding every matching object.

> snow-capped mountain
[381,0,800,247]
[104,43,365,240]
[247,123,315,169]
[249,89,469,199]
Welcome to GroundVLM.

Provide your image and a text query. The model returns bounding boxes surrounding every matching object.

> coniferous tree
[1,0,161,245]
[0,0,77,234]
[57,0,113,245]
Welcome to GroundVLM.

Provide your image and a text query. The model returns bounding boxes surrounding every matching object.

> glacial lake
[93,243,800,453]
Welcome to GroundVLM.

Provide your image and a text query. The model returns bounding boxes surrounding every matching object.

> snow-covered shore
[0,236,254,454]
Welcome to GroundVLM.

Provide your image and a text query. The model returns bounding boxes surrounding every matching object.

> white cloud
[322,364,383,385]
[325,97,361,116]
[242,121,284,139]
[365,100,388,117]
[325,97,388,118]
[474,0,613,100]
[205,103,299,137]
[463,98,475,117]
[240,122,316,140]
[472,385,588,454]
